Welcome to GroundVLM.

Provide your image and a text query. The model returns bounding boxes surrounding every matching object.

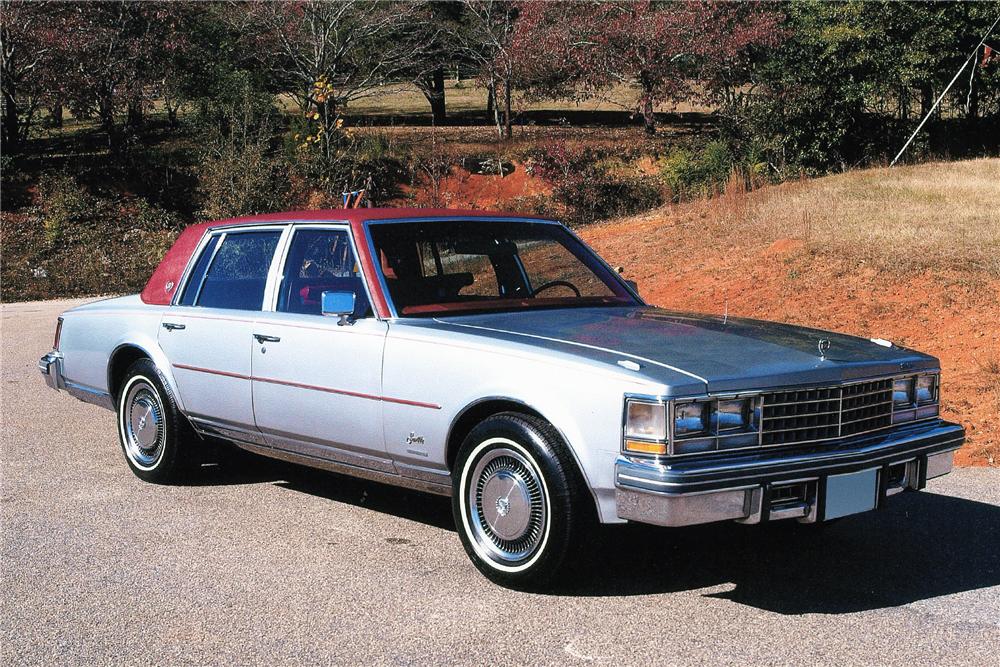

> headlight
[893,377,914,408]
[624,399,666,449]
[892,373,940,423]
[712,399,749,432]
[674,401,708,437]
[915,374,937,404]
[624,399,667,455]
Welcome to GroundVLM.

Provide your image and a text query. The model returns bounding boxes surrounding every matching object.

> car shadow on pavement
[187,453,999,613]
[556,491,1000,613]
[189,449,455,531]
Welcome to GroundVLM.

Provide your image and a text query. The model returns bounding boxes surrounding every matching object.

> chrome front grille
[761,379,893,446]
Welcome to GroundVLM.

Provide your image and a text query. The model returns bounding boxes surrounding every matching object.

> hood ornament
[817,339,831,360]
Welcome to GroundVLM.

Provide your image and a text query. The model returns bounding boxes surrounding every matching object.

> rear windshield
[368,220,637,316]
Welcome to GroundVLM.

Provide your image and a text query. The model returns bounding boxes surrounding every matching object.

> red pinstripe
[171,363,440,410]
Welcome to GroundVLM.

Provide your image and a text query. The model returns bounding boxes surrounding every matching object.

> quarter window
[190,231,281,311]
[177,234,220,306]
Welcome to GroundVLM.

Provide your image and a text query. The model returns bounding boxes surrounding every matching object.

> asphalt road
[3,298,999,666]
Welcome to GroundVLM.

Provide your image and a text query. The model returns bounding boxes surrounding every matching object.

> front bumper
[615,419,964,527]
[38,351,65,390]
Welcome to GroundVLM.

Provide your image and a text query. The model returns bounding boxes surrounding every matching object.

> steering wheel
[530,280,582,297]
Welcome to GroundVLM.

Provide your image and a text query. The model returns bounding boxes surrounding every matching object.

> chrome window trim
[362,216,643,320]
[261,225,295,312]
[622,371,942,460]
[190,232,226,306]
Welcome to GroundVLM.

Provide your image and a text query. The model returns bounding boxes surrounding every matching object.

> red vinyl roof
[208,207,552,226]
[139,208,552,306]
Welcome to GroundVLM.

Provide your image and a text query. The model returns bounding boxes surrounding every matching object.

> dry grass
[742,159,1000,277]
[980,355,1000,414]
[334,81,712,117]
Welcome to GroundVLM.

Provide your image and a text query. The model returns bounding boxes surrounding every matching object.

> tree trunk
[486,82,495,119]
[49,103,63,128]
[98,95,122,154]
[640,76,656,135]
[920,84,933,118]
[420,66,446,125]
[2,91,21,151]
[503,76,512,140]
[126,97,144,133]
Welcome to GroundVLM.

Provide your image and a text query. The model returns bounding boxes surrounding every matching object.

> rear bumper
[615,420,964,527]
[38,352,65,390]
[39,352,114,410]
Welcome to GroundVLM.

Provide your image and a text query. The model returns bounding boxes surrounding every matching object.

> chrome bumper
[38,352,65,390]
[615,420,964,527]
[39,351,114,410]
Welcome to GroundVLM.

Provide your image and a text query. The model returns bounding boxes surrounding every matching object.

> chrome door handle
[162,322,186,331]
[253,333,280,343]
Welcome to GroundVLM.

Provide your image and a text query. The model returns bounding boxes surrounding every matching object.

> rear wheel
[116,359,192,483]
[452,413,591,588]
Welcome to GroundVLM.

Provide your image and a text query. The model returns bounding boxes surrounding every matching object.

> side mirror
[625,279,639,295]
[321,291,356,325]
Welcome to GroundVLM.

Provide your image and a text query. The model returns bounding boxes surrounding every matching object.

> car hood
[435,306,938,394]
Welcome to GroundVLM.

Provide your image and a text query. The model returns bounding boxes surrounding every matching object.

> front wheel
[452,413,591,588]
[116,358,193,483]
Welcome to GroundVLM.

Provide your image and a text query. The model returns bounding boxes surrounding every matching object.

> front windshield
[368,220,638,316]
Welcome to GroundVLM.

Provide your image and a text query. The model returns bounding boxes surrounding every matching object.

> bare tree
[451,0,518,139]
[233,1,434,156]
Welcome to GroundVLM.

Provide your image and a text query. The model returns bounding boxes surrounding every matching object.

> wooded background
[2,1,999,300]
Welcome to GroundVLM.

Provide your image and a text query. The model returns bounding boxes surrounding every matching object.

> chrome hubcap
[467,446,547,564]
[123,382,164,467]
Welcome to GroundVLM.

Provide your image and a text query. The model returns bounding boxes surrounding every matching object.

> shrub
[2,174,181,301]
[660,140,736,201]
[524,140,662,224]
[288,126,405,207]
[197,136,291,220]
[37,172,91,245]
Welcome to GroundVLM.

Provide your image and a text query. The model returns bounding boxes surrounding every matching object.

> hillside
[580,159,1000,466]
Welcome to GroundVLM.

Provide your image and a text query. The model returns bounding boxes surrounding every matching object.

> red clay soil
[400,162,552,210]
[582,217,1000,467]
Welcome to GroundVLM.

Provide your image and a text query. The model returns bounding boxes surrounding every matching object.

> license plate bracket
[824,467,878,520]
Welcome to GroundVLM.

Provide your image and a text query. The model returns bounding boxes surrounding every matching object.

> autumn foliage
[512,0,785,134]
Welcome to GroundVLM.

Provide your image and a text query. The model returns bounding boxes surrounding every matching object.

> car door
[250,225,391,471]
[157,227,284,445]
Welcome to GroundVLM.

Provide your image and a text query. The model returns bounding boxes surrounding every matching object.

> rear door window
[189,231,281,311]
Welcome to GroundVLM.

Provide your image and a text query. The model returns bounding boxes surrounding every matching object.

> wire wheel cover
[123,382,165,467]
[467,446,547,564]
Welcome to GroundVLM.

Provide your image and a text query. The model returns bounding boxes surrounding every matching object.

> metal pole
[891,13,1000,166]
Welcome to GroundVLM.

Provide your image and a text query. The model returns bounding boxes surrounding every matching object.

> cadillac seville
[38,209,965,585]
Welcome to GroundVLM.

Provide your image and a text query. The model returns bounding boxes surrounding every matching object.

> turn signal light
[624,439,667,455]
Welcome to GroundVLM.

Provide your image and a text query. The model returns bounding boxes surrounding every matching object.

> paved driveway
[3,299,998,665]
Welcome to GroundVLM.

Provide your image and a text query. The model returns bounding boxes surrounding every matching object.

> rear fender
[108,331,184,412]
